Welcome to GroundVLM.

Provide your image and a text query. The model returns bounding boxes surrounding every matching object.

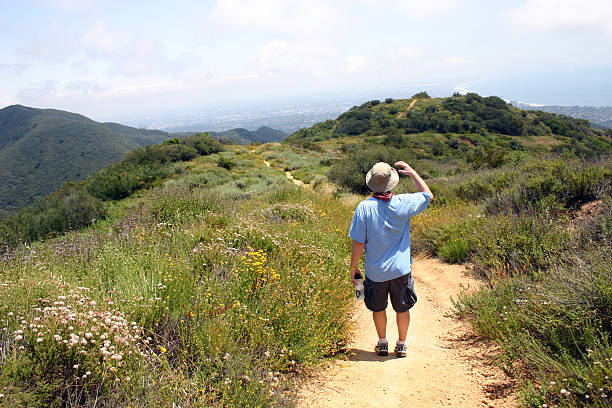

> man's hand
[350,268,360,287]
[394,161,416,176]
[394,161,433,197]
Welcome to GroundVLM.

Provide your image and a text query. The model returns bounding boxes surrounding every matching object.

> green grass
[406,155,612,407]
[1,127,611,407]
[255,143,336,185]
[0,146,355,407]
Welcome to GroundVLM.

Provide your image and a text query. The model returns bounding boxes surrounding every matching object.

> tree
[412,91,430,99]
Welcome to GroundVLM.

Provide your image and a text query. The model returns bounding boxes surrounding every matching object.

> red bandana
[372,191,393,202]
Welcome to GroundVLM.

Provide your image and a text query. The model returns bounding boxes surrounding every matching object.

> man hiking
[349,161,433,357]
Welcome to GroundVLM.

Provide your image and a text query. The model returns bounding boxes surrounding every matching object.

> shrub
[412,91,430,98]
[0,183,106,249]
[217,156,235,170]
[262,203,314,223]
[84,161,181,201]
[335,118,371,136]
[183,133,224,155]
[455,250,612,408]
[484,158,612,215]
[438,238,471,263]
[327,145,402,194]
[1,285,155,406]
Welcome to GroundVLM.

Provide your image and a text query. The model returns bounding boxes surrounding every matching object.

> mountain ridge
[0,104,287,214]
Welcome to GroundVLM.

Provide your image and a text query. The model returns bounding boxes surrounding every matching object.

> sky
[1,0,612,122]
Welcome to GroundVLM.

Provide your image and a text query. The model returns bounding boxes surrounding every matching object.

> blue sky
[1,0,611,121]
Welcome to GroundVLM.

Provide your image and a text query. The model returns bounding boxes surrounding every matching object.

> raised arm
[394,161,433,198]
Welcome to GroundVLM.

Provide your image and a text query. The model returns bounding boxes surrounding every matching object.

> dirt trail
[297,256,517,408]
[263,158,309,188]
[397,98,418,118]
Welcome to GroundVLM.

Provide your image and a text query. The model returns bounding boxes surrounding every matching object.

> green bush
[438,238,471,263]
[455,250,612,408]
[327,145,402,194]
[412,91,430,98]
[183,133,224,155]
[0,183,106,249]
[84,161,182,201]
[217,156,235,170]
[485,158,612,215]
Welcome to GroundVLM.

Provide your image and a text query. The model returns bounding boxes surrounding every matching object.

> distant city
[119,85,463,133]
[117,84,612,134]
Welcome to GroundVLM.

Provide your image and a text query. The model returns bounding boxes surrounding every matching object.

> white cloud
[257,39,337,76]
[82,21,130,55]
[385,47,424,62]
[56,81,107,97]
[81,21,204,79]
[36,0,100,13]
[343,55,369,73]
[212,0,337,34]
[18,21,76,62]
[215,73,267,81]
[443,56,474,64]
[507,0,612,35]
[375,0,463,16]
[16,80,59,102]
[0,62,29,74]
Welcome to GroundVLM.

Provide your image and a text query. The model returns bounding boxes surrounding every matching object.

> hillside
[173,126,287,145]
[0,105,170,213]
[287,93,612,159]
[0,105,287,214]
[211,126,287,144]
[0,95,610,407]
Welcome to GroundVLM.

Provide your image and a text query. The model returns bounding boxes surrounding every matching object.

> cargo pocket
[403,275,417,309]
[404,286,417,309]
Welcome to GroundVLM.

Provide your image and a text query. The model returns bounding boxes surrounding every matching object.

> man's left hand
[350,268,360,286]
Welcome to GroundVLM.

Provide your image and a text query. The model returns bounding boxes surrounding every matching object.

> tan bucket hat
[366,162,399,193]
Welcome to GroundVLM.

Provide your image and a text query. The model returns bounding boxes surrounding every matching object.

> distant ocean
[453,66,612,107]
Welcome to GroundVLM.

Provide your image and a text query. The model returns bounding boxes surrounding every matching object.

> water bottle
[354,272,364,301]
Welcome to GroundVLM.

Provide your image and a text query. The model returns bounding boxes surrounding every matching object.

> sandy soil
[296,256,517,408]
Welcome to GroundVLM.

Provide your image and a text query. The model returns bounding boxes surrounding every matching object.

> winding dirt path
[397,98,418,119]
[297,256,517,408]
[262,158,309,188]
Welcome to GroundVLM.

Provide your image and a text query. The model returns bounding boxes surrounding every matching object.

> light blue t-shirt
[348,192,431,282]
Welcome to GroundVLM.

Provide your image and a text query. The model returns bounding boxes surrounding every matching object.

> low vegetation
[0,146,354,407]
[1,94,611,407]
[0,105,170,214]
[0,133,222,250]
[287,93,611,158]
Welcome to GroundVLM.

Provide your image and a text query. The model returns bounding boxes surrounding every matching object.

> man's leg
[396,310,410,342]
[364,278,390,355]
[372,310,387,339]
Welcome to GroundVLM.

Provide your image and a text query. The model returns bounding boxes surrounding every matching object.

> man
[349,161,433,357]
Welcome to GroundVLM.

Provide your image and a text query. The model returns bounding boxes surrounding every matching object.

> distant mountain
[0,104,289,214]
[211,126,287,144]
[511,102,612,129]
[0,105,170,213]
[173,126,287,145]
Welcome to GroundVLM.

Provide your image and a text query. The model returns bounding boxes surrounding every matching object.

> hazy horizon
[2,0,611,123]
